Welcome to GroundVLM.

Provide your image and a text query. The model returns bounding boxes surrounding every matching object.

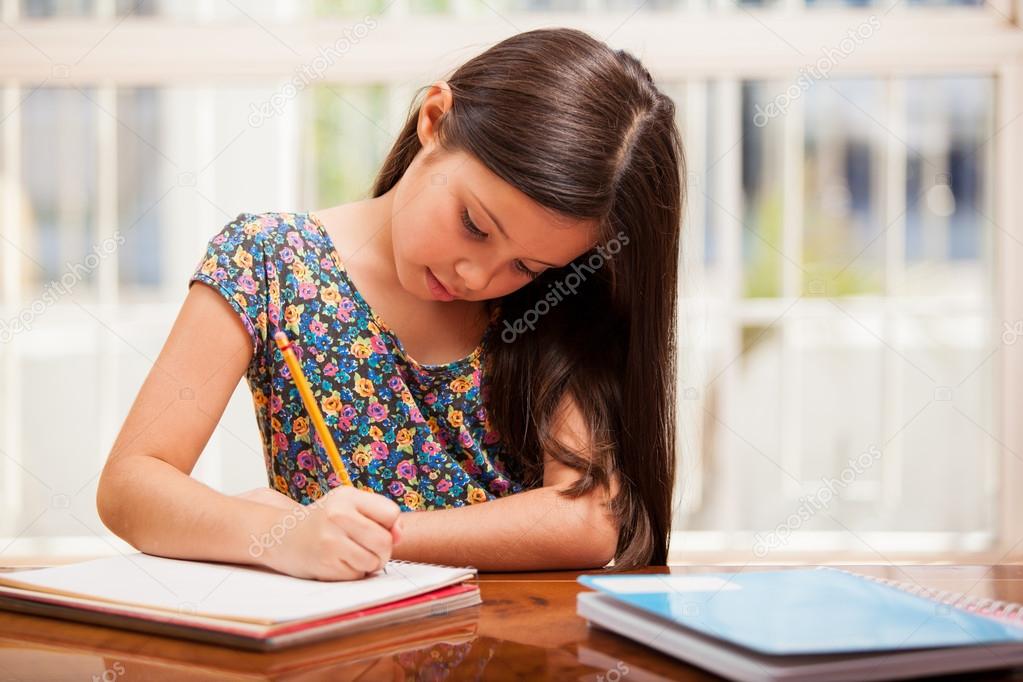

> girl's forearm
[392,485,618,571]
[97,455,283,567]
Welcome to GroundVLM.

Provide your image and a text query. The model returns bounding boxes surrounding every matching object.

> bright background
[2,0,1023,564]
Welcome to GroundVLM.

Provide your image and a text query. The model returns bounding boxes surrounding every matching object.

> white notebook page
[0,553,475,624]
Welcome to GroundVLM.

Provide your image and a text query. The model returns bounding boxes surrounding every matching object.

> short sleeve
[188,212,272,358]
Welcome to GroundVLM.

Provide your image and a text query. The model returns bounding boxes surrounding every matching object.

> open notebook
[577,567,1023,682]
[0,553,480,651]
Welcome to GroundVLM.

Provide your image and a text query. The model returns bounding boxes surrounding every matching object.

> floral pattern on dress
[189,211,524,510]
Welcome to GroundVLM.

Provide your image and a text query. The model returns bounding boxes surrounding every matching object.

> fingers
[351,488,402,529]
[315,486,403,577]
[333,511,394,569]
[323,485,401,529]
[316,557,367,582]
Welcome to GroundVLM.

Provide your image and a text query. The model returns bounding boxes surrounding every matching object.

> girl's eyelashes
[460,209,541,281]
[460,209,487,239]
[515,260,540,280]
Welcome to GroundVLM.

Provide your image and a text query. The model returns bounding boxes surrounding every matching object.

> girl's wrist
[236,498,302,568]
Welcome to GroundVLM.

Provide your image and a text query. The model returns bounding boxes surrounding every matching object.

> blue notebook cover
[578,568,1023,656]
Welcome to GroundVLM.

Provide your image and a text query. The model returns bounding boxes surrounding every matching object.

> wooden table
[2,564,1023,680]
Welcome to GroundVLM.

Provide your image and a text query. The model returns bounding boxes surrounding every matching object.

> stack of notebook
[0,553,480,651]
[577,567,1023,682]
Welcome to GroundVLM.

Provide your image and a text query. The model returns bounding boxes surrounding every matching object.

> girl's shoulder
[216,211,322,241]
[211,211,330,260]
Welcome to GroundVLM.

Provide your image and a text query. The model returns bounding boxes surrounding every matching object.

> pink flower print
[310,319,327,336]
[458,429,473,448]
[286,231,305,250]
[424,392,437,406]
[336,307,351,322]
[388,481,406,496]
[370,441,388,460]
[472,368,481,387]
[323,363,338,377]
[273,432,288,453]
[436,480,452,493]
[269,394,283,414]
[213,234,227,245]
[370,335,387,354]
[297,449,316,470]
[340,298,355,312]
[266,262,276,278]
[367,402,389,422]
[320,257,333,270]
[387,376,403,392]
[298,282,317,299]
[490,478,509,494]
[280,247,294,263]
[258,215,277,229]
[238,274,257,295]
[292,471,307,488]
[327,472,341,487]
[396,459,415,480]
[409,405,425,423]
[213,268,227,282]
[421,440,440,455]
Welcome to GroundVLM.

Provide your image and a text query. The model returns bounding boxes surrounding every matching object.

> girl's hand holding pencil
[256,485,403,581]
[235,331,404,582]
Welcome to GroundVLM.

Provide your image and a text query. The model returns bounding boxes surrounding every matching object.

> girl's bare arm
[392,396,622,571]
[96,283,285,565]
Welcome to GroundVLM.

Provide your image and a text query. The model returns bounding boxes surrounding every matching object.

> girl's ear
[416,80,454,153]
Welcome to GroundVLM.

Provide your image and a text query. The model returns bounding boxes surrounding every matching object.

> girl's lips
[426,268,456,301]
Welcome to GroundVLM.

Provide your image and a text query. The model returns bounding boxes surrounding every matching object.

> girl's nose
[454,260,496,293]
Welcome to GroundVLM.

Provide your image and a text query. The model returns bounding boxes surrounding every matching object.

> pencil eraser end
[273,330,290,349]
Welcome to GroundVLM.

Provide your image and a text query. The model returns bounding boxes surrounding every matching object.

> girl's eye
[461,210,487,239]
[461,208,539,281]
[515,261,540,280]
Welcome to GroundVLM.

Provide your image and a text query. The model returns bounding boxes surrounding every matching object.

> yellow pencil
[273,330,354,488]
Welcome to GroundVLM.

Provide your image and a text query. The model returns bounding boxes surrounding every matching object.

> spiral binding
[386,559,477,572]
[819,566,1023,622]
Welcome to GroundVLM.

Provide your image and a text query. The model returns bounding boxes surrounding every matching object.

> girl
[96,27,684,580]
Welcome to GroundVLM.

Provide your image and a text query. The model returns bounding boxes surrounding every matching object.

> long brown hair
[370,28,685,569]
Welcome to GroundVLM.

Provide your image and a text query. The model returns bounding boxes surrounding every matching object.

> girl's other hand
[254,485,403,581]
[234,487,300,510]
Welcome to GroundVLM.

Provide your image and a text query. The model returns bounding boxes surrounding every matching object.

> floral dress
[188,211,525,510]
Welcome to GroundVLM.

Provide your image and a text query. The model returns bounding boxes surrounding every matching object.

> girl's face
[388,83,599,304]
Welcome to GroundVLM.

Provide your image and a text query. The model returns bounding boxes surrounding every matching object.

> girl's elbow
[576,511,618,568]
[96,462,131,539]
[96,477,122,536]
